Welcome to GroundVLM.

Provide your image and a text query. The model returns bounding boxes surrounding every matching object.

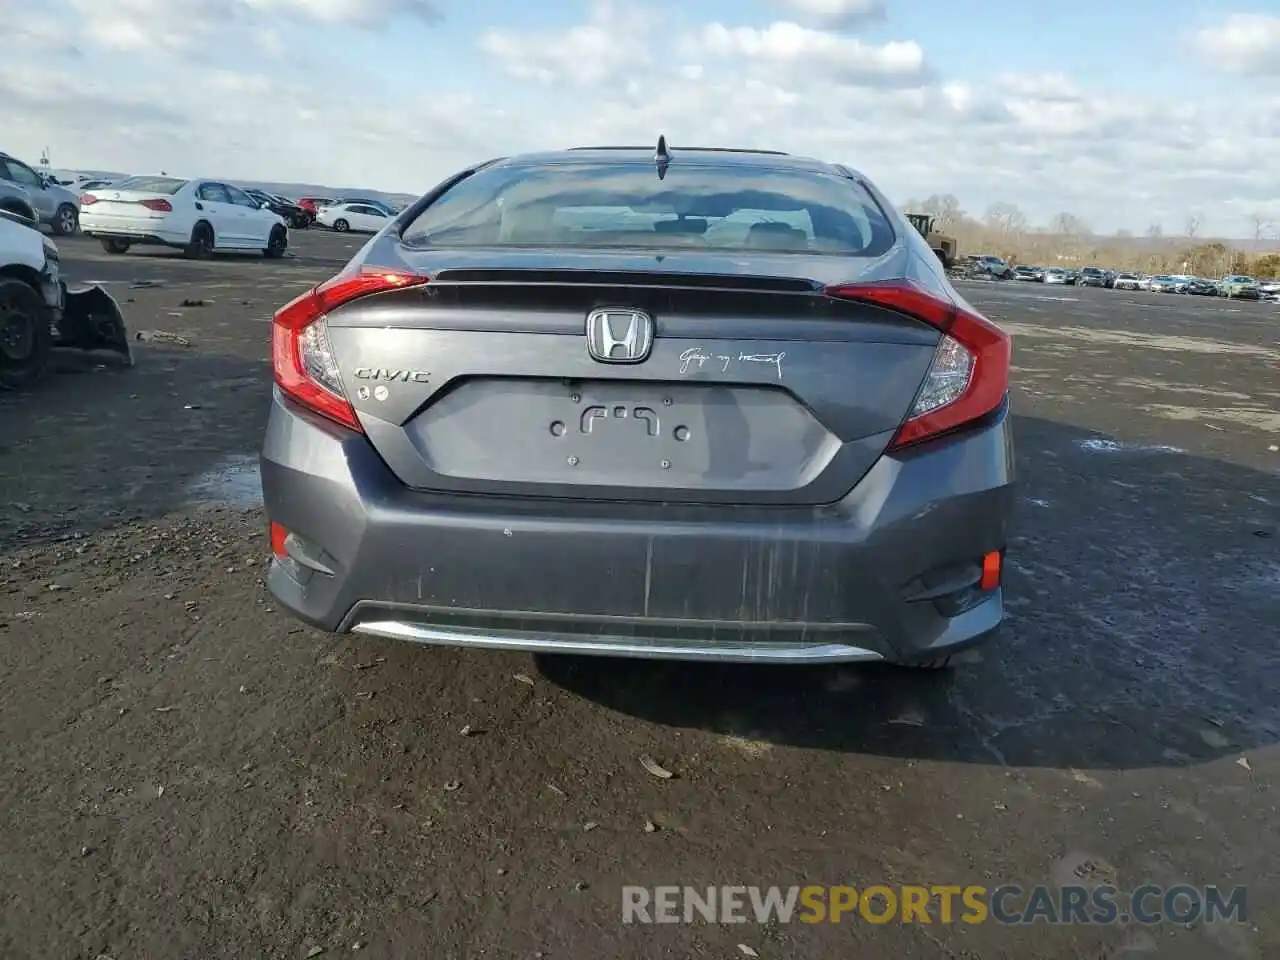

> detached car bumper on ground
[261,145,1015,666]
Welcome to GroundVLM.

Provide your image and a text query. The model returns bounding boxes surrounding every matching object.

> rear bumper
[82,232,181,248]
[81,214,188,246]
[261,390,1016,663]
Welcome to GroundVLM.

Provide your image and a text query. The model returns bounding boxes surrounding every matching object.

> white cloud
[1195,14,1280,77]
[7,16,83,56]
[253,28,286,56]
[64,0,441,52]
[692,22,926,85]
[1,1,1277,236]
[240,0,442,26]
[775,0,886,30]
[67,0,242,51]
[479,0,655,86]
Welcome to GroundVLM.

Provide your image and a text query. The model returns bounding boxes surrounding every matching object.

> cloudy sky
[3,0,1278,236]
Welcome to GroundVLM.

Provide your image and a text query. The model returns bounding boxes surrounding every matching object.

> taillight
[140,198,172,212]
[271,268,430,432]
[80,194,98,205]
[825,278,1010,450]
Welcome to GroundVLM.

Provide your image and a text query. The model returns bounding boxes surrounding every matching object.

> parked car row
[2,152,330,239]
[1002,261,1279,301]
[1010,264,1106,286]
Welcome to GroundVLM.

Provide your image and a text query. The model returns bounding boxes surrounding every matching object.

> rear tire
[264,225,288,259]
[184,221,214,260]
[332,218,349,232]
[52,203,79,236]
[0,278,53,391]
[101,238,131,255]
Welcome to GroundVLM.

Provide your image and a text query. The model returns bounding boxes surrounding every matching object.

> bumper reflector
[270,521,289,558]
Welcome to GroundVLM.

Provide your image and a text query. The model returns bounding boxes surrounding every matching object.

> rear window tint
[111,176,187,195]
[401,161,895,256]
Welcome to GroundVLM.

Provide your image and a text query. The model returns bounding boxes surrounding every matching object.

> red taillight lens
[271,268,430,433]
[825,279,1011,450]
[80,194,98,205]
[140,198,172,212]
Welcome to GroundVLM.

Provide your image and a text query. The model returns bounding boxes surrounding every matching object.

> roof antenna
[654,134,671,180]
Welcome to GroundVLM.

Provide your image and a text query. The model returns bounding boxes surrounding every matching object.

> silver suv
[0,153,81,235]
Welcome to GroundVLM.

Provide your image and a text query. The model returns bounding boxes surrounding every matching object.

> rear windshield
[111,176,186,194]
[401,161,896,256]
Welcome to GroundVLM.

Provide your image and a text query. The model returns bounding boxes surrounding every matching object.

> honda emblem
[585,308,654,363]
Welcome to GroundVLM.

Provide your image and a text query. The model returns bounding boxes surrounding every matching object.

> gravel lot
[1,231,1277,960]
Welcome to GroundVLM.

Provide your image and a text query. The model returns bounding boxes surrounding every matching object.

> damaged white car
[0,208,131,389]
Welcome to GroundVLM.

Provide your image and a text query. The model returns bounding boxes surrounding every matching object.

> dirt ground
[1,231,1277,960]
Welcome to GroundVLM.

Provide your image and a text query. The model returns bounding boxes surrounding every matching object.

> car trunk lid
[322,248,941,506]
[82,190,173,219]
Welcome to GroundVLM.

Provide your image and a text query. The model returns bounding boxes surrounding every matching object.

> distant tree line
[902,194,1280,278]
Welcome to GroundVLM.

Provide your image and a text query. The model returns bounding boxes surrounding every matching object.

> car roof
[485,146,860,179]
[114,174,189,184]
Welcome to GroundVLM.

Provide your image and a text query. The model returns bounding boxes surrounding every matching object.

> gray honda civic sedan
[261,142,1015,668]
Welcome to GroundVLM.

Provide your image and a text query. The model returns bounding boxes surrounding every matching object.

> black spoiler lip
[365,238,908,291]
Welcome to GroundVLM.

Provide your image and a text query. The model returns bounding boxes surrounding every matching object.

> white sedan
[79,175,289,258]
[317,202,392,234]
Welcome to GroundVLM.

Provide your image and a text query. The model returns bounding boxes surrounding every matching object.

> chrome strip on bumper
[350,620,886,664]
